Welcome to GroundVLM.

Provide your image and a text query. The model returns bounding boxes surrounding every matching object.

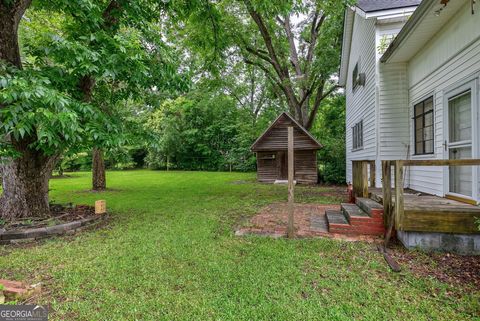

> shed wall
[256,151,318,184]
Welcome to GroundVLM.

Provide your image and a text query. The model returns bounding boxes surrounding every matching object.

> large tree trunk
[0,142,57,220]
[92,148,106,191]
[0,0,57,221]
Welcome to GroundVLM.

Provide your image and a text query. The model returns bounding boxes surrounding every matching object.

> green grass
[0,170,478,320]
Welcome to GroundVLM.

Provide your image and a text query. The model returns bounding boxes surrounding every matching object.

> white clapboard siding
[345,13,377,183]
[407,2,480,196]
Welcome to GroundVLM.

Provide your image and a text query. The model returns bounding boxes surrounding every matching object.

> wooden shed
[251,112,322,184]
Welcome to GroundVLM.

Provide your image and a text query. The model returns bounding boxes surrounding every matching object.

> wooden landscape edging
[0,215,106,245]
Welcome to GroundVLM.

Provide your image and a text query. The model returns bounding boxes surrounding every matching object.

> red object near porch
[347,184,355,203]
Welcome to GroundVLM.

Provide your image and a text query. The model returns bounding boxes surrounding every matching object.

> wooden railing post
[369,161,376,188]
[382,161,392,227]
[361,161,369,197]
[394,160,404,230]
[352,160,371,198]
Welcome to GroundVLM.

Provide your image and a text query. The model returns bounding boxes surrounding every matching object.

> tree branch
[242,0,285,82]
[305,12,325,73]
[244,46,273,65]
[282,15,302,77]
[305,83,339,130]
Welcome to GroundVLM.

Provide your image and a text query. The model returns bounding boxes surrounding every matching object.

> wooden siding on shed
[256,150,318,184]
[294,150,318,184]
[256,152,278,182]
[252,114,321,151]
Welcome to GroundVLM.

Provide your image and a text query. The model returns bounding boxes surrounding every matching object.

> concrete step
[356,197,384,217]
[341,203,370,224]
[326,210,349,226]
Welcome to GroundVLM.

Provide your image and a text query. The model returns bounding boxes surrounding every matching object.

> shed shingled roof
[356,0,421,12]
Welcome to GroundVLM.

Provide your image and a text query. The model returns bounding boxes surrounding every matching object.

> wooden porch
[368,188,480,234]
[352,160,480,235]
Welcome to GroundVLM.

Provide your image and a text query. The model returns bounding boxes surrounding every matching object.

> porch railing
[382,159,480,230]
[351,160,376,198]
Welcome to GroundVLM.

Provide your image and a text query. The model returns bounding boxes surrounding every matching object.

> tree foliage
[176,0,350,129]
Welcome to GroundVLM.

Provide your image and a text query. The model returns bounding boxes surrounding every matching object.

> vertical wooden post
[352,161,357,196]
[394,161,404,230]
[382,161,392,227]
[287,126,295,239]
[369,161,376,188]
[361,161,369,197]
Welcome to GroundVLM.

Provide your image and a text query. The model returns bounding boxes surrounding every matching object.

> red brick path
[236,202,382,242]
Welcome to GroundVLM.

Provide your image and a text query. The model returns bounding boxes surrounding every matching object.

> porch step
[326,202,385,236]
[356,197,384,217]
[341,203,370,221]
[325,210,349,225]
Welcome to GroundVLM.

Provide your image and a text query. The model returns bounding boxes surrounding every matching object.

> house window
[413,96,434,155]
[352,120,363,150]
[352,62,359,90]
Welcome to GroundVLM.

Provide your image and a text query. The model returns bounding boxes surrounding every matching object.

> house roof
[381,0,469,63]
[356,0,422,13]
[250,112,322,151]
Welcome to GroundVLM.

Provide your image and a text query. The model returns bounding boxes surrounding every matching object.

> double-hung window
[413,96,434,155]
[352,120,363,150]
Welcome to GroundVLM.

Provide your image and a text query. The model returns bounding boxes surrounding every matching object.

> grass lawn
[0,170,479,320]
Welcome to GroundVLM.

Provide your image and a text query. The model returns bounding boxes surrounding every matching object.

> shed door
[277,151,288,180]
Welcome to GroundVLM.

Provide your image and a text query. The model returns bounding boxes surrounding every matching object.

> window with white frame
[413,96,434,155]
[352,120,363,150]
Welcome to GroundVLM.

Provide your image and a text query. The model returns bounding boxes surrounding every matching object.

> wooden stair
[326,197,385,236]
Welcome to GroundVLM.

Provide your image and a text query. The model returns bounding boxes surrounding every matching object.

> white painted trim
[442,78,479,201]
[339,9,355,87]
[365,7,417,19]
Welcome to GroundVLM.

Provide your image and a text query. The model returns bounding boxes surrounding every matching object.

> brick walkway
[235,202,382,242]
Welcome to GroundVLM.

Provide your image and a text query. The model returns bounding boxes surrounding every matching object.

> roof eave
[380,0,437,63]
[339,8,355,87]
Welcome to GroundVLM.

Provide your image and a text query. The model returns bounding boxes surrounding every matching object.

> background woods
[0,0,347,221]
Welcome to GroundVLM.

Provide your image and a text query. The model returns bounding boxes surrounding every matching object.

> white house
[340,0,480,205]
[335,0,480,252]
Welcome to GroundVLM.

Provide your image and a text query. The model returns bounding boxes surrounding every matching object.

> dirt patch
[296,185,349,201]
[388,242,480,290]
[236,202,381,243]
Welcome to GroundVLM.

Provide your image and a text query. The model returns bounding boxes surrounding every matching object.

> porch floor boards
[369,188,480,212]
[369,188,480,234]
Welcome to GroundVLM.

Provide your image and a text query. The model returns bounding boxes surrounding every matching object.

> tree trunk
[0,141,57,220]
[0,1,30,68]
[0,1,57,221]
[92,148,106,191]
[78,76,108,192]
